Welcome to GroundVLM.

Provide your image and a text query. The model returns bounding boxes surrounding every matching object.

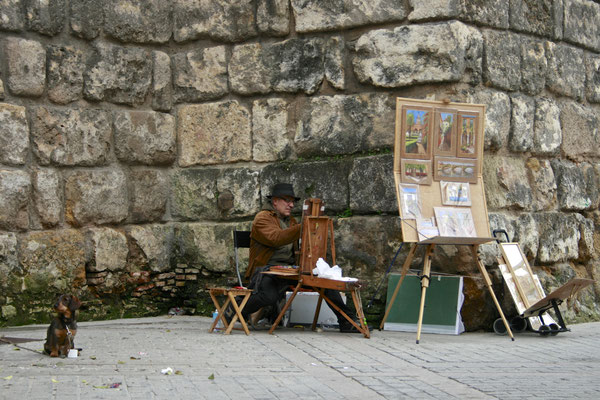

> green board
[384,273,464,335]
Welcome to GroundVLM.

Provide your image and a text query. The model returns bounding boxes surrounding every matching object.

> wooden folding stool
[208,287,253,335]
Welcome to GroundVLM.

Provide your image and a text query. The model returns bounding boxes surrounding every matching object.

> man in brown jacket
[241,183,360,332]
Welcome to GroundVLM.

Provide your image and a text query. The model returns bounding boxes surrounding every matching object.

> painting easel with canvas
[380,97,514,343]
[262,198,370,338]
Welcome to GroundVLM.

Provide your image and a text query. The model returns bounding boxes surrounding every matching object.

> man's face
[272,196,295,217]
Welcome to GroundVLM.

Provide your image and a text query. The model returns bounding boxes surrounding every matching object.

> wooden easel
[263,198,370,338]
[379,237,514,343]
[384,97,515,343]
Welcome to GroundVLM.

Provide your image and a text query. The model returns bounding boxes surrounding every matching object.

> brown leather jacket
[245,206,301,280]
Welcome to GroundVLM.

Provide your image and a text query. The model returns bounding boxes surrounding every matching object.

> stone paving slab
[1,316,600,399]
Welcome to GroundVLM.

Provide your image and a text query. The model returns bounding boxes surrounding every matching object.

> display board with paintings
[394,98,491,244]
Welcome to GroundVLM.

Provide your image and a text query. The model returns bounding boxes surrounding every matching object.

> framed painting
[401,159,432,185]
[433,108,457,157]
[433,157,477,183]
[440,181,471,206]
[457,111,479,159]
[400,106,433,159]
[399,183,421,219]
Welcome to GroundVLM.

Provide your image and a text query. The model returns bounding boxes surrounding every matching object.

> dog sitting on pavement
[44,294,81,357]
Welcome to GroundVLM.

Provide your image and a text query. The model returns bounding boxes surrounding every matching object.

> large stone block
[546,42,585,100]
[520,38,547,95]
[0,169,30,231]
[69,0,103,40]
[291,0,408,32]
[509,93,535,152]
[86,227,128,273]
[173,0,256,43]
[575,213,595,261]
[252,98,291,162]
[128,169,168,223]
[32,168,62,228]
[586,53,600,103]
[4,37,46,97]
[469,89,510,151]
[294,93,394,157]
[177,101,251,167]
[526,158,557,212]
[483,155,532,210]
[513,213,540,260]
[460,0,509,28]
[260,160,352,212]
[551,159,593,211]
[334,215,403,276]
[560,100,600,161]
[47,45,84,105]
[533,97,562,155]
[0,232,19,292]
[324,36,346,90]
[408,0,460,21]
[0,0,25,31]
[230,38,337,95]
[174,222,250,273]
[25,0,65,36]
[353,22,482,88]
[564,0,600,51]
[114,111,176,165]
[104,0,171,43]
[257,0,289,36]
[171,168,220,220]
[216,168,261,219]
[229,43,271,95]
[84,43,152,105]
[585,163,600,209]
[19,229,86,293]
[65,169,128,226]
[0,103,29,165]
[127,224,173,273]
[535,213,579,263]
[0,78,4,99]
[266,38,327,94]
[483,30,522,91]
[349,155,396,214]
[31,107,111,166]
[172,46,227,103]
[152,51,172,111]
[509,0,555,37]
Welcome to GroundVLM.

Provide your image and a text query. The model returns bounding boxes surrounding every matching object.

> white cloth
[312,258,358,282]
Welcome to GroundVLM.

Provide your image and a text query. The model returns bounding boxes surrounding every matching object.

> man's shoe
[339,320,366,333]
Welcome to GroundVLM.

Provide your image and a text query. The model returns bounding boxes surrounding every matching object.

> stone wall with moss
[1,0,600,329]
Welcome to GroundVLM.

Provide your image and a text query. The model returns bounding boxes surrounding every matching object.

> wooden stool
[208,287,252,335]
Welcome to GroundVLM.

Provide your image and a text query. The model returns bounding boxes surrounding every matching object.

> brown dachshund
[44,294,81,357]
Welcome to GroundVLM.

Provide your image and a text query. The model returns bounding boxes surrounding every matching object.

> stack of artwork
[396,101,485,242]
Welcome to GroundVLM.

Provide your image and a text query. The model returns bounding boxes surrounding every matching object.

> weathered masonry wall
[1,0,600,330]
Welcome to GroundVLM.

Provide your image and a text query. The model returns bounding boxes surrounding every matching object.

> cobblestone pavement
[1,316,599,399]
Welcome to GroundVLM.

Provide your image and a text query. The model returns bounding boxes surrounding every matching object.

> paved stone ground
[1,316,599,399]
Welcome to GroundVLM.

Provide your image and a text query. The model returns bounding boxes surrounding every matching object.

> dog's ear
[69,295,82,311]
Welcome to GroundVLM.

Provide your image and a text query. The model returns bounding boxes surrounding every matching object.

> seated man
[242,182,360,333]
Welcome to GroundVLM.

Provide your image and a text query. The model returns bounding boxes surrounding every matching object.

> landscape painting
[401,106,432,159]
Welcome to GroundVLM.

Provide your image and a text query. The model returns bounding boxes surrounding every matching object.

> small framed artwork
[457,111,479,159]
[440,181,471,206]
[434,207,477,237]
[416,217,439,241]
[434,157,477,183]
[401,159,432,185]
[400,105,433,159]
[399,183,421,219]
[433,108,457,157]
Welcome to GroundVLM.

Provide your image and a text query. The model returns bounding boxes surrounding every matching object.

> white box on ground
[285,291,345,327]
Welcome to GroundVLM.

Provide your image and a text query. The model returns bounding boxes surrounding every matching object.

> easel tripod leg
[416,244,434,344]
[379,243,418,330]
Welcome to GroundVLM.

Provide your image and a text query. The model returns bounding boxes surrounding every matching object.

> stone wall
[1,0,600,330]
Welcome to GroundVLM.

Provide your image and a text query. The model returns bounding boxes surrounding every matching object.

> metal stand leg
[416,244,434,344]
